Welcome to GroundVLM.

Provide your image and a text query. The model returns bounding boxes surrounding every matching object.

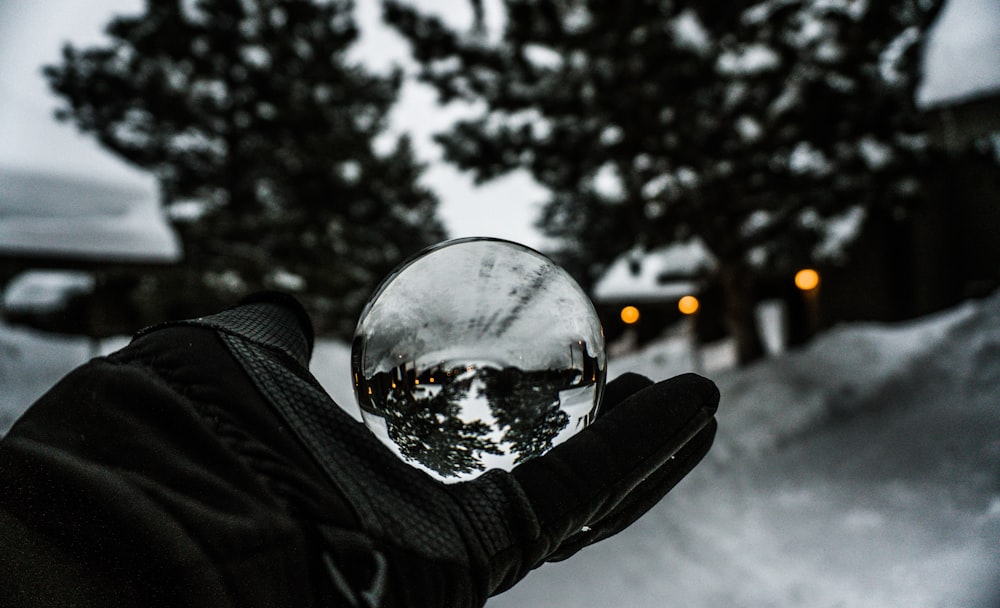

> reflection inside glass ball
[352,237,607,483]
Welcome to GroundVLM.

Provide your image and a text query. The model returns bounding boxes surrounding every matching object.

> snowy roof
[916,0,1000,109]
[0,169,181,264]
[592,239,716,302]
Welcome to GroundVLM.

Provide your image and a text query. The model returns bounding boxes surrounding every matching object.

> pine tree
[384,0,950,363]
[45,0,446,336]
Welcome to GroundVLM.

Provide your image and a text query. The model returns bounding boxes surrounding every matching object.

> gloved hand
[0,293,718,608]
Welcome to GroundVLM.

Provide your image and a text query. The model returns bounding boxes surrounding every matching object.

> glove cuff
[134,291,314,367]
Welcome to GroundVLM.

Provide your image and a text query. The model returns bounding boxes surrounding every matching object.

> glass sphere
[352,237,606,483]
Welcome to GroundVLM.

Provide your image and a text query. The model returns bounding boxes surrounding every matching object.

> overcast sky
[0,0,548,249]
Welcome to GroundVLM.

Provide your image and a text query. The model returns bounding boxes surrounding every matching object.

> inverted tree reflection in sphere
[352,237,607,483]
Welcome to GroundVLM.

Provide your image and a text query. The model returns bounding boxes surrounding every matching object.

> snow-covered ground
[2,291,998,606]
[489,291,1000,608]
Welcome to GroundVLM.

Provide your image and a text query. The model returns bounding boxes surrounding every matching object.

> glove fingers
[545,419,717,562]
[599,372,654,416]
[511,373,719,552]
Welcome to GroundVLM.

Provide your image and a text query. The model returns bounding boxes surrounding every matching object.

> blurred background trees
[34,0,998,359]
[44,0,446,336]
[384,0,991,363]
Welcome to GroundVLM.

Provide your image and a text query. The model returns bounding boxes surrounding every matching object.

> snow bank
[0,323,121,433]
[489,289,1000,608]
[711,293,985,460]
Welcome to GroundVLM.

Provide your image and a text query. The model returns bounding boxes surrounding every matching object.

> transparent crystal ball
[352,237,607,483]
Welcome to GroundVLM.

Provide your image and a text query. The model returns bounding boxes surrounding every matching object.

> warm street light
[796,268,821,337]
[678,295,700,315]
[620,305,640,324]
[677,295,702,371]
[795,268,820,291]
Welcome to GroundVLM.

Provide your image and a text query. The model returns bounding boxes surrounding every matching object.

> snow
[487,290,1000,607]
[1,287,998,606]
[787,141,832,176]
[240,45,271,69]
[716,44,782,76]
[669,9,712,56]
[640,173,675,199]
[2,271,95,313]
[917,0,1000,109]
[745,0,1000,112]
[266,269,306,293]
[674,166,699,188]
[522,44,562,70]
[741,209,774,237]
[736,115,764,142]
[179,0,210,26]
[562,5,593,35]
[879,26,921,86]
[769,81,803,117]
[813,204,866,261]
[815,0,870,21]
[592,240,716,303]
[591,162,625,201]
[0,169,181,263]
[599,125,624,147]
[858,135,894,170]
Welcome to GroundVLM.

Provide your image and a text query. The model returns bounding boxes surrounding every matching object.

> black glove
[0,293,718,608]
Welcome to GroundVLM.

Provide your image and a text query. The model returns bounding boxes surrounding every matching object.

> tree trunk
[718,261,765,366]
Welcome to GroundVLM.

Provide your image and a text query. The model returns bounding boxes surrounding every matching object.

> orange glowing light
[620,305,640,324]
[678,295,700,315]
[795,268,820,291]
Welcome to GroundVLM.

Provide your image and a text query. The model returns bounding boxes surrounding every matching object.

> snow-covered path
[488,293,1000,607]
